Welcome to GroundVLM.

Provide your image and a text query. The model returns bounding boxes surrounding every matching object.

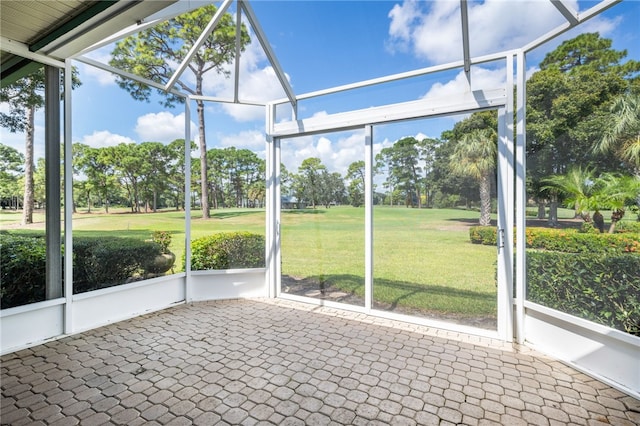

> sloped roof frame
[59,0,620,115]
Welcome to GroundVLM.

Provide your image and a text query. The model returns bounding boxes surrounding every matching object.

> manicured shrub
[527,251,640,336]
[189,232,265,270]
[469,226,497,245]
[469,226,639,254]
[616,220,640,234]
[0,234,48,309]
[73,237,161,293]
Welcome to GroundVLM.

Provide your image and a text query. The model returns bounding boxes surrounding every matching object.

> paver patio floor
[2,298,639,425]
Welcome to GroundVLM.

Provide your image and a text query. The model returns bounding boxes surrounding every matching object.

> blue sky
[2,0,639,177]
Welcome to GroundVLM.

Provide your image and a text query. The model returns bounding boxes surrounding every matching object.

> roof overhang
[0,0,177,85]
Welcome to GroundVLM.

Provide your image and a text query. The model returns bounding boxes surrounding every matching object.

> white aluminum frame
[3,0,637,398]
[268,84,512,340]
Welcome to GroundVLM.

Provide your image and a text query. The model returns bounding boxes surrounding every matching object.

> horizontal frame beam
[271,88,506,138]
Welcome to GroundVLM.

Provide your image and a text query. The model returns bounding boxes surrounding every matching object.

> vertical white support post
[265,103,280,298]
[184,99,192,302]
[515,50,527,344]
[63,60,74,334]
[505,53,515,340]
[497,106,509,342]
[497,54,515,342]
[364,125,373,311]
[265,104,273,297]
[45,65,62,302]
[274,137,282,298]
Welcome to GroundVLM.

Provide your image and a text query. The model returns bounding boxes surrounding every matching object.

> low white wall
[190,268,266,301]
[1,299,65,355]
[72,274,186,333]
[0,270,267,355]
[524,302,640,399]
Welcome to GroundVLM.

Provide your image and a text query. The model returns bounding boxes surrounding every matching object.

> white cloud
[196,25,289,122]
[135,111,197,142]
[385,0,623,64]
[422,66,507,99]
[219,129,266,151]
[79,130,136,148]
[80,46,117,86]
[281,130,366,177]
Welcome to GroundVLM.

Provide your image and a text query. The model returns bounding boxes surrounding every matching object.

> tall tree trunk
[22,105,35,225]
[197,99,210,219]
[479,172,491,226]
[153,189,157,212]
[548,193,559,227]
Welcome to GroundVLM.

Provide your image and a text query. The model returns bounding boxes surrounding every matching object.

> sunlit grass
[6,204,631,319]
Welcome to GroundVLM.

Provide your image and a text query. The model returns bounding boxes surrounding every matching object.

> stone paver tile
[2,299,639,426]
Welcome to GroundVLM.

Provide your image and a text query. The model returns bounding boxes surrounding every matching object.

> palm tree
[543,169,640,233]
[597,92,640,175]
[542,167,601,224]
[450,128,497,226]
[598,173,640,233]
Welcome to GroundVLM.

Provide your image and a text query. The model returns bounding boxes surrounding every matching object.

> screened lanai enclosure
[1,0,638,399]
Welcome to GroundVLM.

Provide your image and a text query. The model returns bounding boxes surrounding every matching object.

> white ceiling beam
[164,0,234,92]
[190,94,266,107]
[76,56,187,98]
[460,0,471,84]
[1,36,65,69]
[272,88,506,138]
[550,0,579,25]
[240,0,297,112]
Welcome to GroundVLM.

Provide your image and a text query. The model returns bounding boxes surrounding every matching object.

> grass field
[7,205,586,326]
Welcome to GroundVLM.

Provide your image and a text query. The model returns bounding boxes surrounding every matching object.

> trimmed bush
[1,233,163,308]
[73,237,161,293]
[528,251,640,336]
[470,226,639,254]
[0,234,48,309]
[616,220,640,234]
[469,226,497,245]
[189,232,265,270]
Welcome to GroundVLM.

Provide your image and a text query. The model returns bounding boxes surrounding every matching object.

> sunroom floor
[1,298,639,425]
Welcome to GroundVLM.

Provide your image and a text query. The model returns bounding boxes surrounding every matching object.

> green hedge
[0,234,163,309]
[528,252,640,335]
[0,234,49,309]
[470,226,640,335]
[189,232,265,270]
[73,237,161,294]
[470,226,639,254]
[616,220,640,234]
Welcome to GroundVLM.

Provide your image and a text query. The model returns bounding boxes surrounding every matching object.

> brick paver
[2,299,638,425]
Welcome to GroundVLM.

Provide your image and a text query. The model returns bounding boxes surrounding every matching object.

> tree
[544,168,640,233]
[450,128,497,226]
[597,92,640,175]
[346,160,365,207]
[110,5,250,219]
[111,143,144,212]
[318,171,346,208]
[418,138,441,207]
[526,33,640,222]
[296,157,327,208]
[138,142,172,212]
[73,143,119,213]
[377,137,423,208]
[0,144,24,209]
[166,139,195,210]
[0,67,80,224]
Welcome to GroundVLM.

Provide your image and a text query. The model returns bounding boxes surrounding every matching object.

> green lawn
[281,206,497,320]
[2,206,501,322]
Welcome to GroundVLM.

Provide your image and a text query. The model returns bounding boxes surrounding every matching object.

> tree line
[1,0,638,228]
